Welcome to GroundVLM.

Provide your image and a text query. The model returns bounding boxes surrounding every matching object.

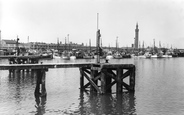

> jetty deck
[0,62,135,70]
[0,62,94,70]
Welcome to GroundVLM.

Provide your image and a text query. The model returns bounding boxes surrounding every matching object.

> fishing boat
[61,37,70,60]
[70,55,76,60]
[113,52,122,59]
[144,52,151,58]
[83,52,94,59]
[61,51,70,60]
[53,53,60,59]
[70,52,76,60]
[157,50,163,58]
[52,50,60,59]
[106,51,113,60]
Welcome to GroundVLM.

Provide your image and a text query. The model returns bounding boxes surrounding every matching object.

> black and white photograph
[0,0,184,114]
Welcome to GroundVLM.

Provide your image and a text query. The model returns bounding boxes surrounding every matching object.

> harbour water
[1,57,184,115]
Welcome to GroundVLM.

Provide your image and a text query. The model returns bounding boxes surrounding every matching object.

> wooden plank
[94,72,101,81]
[0,63,135,70]
[82,70,102,94]
[101,64,135,69]
[0,63,95,70]
[122,69,131,79]
[121,81,131,91]
[108,70,116,77]
[83,82,90,89]
[83,69,91,75]
[90,70,99,93]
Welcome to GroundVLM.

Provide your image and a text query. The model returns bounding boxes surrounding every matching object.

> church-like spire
[136,22,138,29]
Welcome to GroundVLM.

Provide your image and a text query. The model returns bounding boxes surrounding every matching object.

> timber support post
[101,68,112,94]
[79,67,84,91]
[116,68,123,94]
[129,66,135,91]
[35,68,48,97]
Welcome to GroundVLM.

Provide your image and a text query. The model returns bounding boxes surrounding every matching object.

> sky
[1,0,184,48]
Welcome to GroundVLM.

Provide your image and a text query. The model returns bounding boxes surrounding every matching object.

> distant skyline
[1,0,184,48]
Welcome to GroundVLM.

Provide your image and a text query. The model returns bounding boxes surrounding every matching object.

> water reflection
[8,69,48,115]
[8,70,37,86]
[77,91,136,115]
[35,95,46,115]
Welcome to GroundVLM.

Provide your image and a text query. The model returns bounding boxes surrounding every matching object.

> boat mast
[89,39,91,54]
[65,37,66,51]
[96,13,100,63]
[68,34,70,52]
[116,36,118,52]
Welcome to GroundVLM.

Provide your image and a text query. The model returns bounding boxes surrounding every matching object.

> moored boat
[61,51,70,60]
[113,52,122,59]
[144,52,151,58]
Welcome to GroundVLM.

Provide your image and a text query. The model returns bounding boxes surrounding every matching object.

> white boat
[62,56,70,60]
[106,55,113,60]
[151,53,163,58]
[138,55,146,58]
[162,55,172,58]
[106,51,113,60]
[70,55,76,60]
[151,54,158,58]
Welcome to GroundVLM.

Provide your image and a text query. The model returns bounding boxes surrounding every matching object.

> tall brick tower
[134,23,139,49]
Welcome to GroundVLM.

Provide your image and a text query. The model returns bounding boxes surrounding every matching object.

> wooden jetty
[0,62,135,96]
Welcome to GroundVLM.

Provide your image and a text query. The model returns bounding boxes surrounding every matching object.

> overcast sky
[1,0,184,48]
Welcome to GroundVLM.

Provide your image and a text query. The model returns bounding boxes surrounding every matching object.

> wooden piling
[129,67,135,91]
[101,69,106,94]
[116,68,123,94]
[106,69,112,93]
[35,69,47,97]
[101,69,112,94]
[41,69,46,96]
[35,70,42,96]
[116,93,123,114]
[79,68,84,90]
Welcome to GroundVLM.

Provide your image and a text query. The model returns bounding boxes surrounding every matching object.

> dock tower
[134,23,139,49]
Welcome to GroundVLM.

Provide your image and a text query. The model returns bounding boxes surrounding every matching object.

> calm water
[1,57,184,115]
